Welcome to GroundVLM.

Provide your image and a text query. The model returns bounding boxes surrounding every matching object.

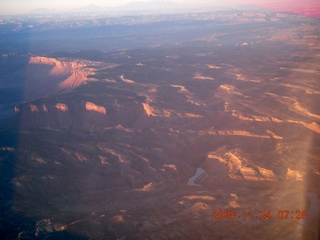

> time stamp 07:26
[212,209,308,220]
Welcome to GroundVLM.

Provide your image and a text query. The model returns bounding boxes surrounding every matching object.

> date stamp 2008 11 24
[212,209,308,220]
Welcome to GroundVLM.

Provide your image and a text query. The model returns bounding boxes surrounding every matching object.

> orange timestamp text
[212,209,308,220]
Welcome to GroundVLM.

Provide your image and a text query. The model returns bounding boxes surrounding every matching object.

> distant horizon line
[0,2,244,16]
[1,0,320,18]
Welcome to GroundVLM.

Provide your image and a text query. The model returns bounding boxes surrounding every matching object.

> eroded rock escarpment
[0,53,97,103]
[14,100,146,128]
[27,56,96,94]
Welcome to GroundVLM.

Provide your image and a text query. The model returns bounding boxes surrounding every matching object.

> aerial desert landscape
[0,1,319,239]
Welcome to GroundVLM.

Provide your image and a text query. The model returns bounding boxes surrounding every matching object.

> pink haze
[230,0,320,18]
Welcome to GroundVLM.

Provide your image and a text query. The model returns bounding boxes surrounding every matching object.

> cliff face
[28,56,95,92]
[0,54,102,125]
[14,100,147,129]
[0,54,97,104]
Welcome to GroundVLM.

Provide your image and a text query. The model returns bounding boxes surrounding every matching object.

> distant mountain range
[27,0,320,18]
[30,8,57,14]
[116,1,182,11]
[29,1,189,14]
[67,4,106,13]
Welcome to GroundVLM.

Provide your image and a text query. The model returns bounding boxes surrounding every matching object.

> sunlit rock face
[206,146,281,182]
[55,103,69,112]
[14,98,148,128]
[0,54,96,107]
[85,102,106,115]
[28,56,95,92]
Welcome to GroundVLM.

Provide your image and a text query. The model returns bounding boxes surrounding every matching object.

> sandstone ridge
[28,56,96,91]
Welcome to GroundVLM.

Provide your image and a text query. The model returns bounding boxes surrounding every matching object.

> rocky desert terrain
[0,8,319,240]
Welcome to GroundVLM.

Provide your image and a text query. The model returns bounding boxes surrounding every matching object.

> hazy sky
[0,0,319,15]
[1,0,210,14]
